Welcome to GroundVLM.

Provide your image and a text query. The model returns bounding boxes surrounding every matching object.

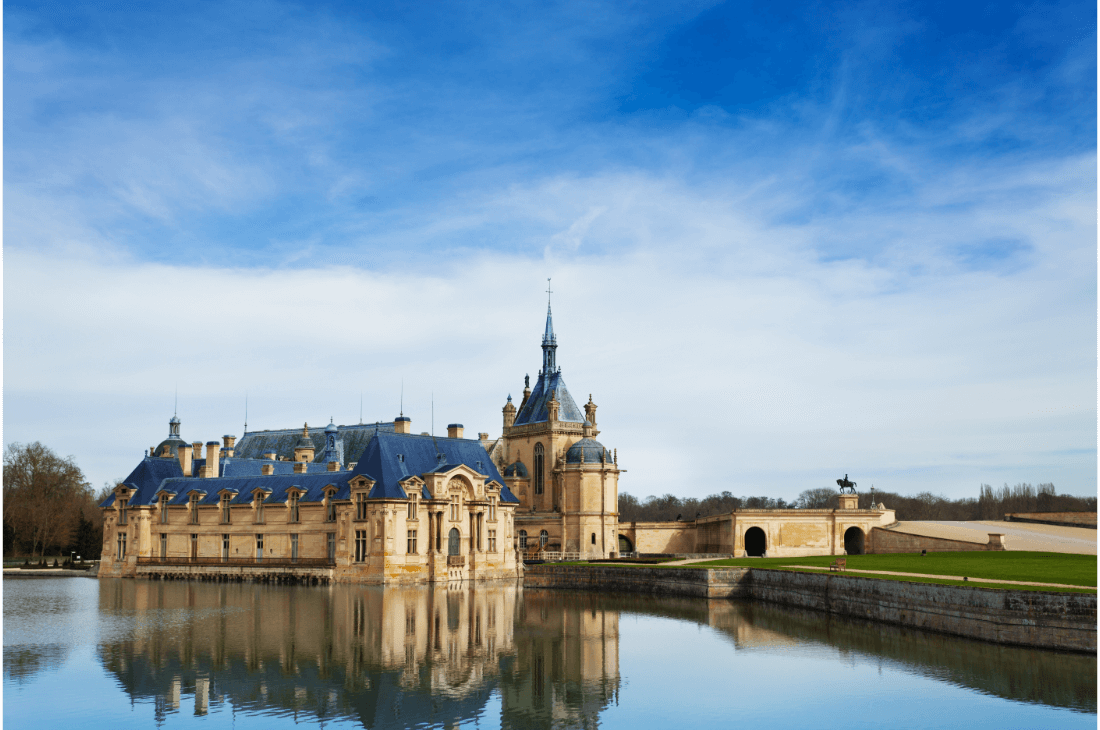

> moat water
[3,577,1095,729]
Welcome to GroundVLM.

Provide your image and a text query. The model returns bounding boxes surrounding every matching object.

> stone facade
[100,424,522,584]
[487,301,621,559]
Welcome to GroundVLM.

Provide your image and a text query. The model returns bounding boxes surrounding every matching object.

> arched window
[448,527,461,556]
[539,530,548,548]
[591,532,596,545]
[533,443,545,495]
[519,530,528,550]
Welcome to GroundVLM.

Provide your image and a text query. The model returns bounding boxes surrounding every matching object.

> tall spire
[542,278,557,373]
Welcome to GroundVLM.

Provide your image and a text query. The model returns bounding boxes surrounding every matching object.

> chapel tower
[496,294,620,558]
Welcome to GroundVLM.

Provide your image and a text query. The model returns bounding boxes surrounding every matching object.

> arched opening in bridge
[744,527,766,557]
[448,528,461,556]
[844,527,864,555]
[618,535,633,553]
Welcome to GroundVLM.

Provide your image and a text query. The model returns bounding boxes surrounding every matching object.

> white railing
[537,551,582,562]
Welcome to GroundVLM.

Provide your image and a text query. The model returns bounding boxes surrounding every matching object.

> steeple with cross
[542,278,557,373]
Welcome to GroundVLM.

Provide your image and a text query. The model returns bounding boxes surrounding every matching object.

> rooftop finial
[174,386,177,417]
[400,378,404,417]
[244,392,248,433]
[541,280,558,372]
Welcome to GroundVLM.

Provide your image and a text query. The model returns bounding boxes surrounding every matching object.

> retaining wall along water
[524,565,1096,653]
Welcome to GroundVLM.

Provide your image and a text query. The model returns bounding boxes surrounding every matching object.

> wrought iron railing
[137,557,334,568]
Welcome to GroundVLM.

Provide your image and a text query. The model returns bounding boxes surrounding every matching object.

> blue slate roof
[102,430,518,507]
[101,457,185,507]
[565,437,612,464]
[351,431,518,503]
[233,422,394,468]
[157,472,355,505]
[512,370,584,425]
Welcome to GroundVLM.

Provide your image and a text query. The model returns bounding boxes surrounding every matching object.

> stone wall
[524,565,750,599]
[1005,512,1097,528]
[869,527,1005,553]
[618,522,698,554]
[524,565,1097,653]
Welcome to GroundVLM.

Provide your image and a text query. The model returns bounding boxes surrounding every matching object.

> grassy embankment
[551,552,1098,594]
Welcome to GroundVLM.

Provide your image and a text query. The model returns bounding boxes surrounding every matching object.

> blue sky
[4,0,1096,501]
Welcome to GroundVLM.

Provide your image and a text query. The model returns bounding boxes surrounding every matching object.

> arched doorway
[618,535,633,553]
[448,528,461,556]
[844,527,864,555]
[744,527,767,557]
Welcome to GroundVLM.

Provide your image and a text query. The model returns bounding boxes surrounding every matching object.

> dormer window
[488,496,497,521]
[356,492,368,520]
[254,493,266,524]
[397,454,404,463]
[159,494,169,524]
[288,492,300,523]
[221,494,232,524]
[118,495,129,525]
[189,494,200,524]
[407,496,417,520]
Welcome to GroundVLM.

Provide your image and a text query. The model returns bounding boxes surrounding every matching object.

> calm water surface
[3,577,1095,729]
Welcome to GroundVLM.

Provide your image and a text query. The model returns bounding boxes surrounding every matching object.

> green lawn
[690,552,1097,587]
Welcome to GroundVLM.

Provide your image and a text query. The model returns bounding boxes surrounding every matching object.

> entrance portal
[844,527,864,555]
[744,527,767,557]
[618,535,633,553]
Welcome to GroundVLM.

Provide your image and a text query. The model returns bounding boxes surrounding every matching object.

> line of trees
[618,483,1097,523]
[3,442,104,559]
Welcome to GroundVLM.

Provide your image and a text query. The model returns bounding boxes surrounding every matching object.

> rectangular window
[221,495,231,524]
[160,533,167,559]
[116,532,127,560]
[519,531,528,550]
[118,497,128,525]
[222,534,230,561]
[356,493,368,520]
[327,532,335,563]
[408,500,416,520]
[407,530,417,555]
[291,534,299,561]
[190,534,198,560]
[488,497,496,521]
[190,496,200,525]
[326,499,336,522]
[450,495,459,521]
[354,530,367,562]
[255,495,265,524]
[160,496,169,524]
[288,494,299,523]
[256,534,264,561]
[488,530,496,552]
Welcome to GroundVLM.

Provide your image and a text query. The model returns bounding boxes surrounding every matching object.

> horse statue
[836,474,857,494]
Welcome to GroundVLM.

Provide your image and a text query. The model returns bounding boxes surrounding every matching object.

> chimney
[263,451,277,461]
[261,464,274,476]
[193,442,203,461]
[394,416,411,434]
[222,435,236,457]
[447,424,464,439]
[294,462,308,474]
[327,461,339,472]
[204,441,220,478]
[178,443,193,477]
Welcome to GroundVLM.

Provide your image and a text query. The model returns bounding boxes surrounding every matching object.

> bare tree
[3,443,91,557]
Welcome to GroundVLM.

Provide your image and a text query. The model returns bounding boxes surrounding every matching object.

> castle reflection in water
[96,580,1095,728]
[97,580,620,729]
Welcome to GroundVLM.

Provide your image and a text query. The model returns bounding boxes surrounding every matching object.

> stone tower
[498,298,620,558]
